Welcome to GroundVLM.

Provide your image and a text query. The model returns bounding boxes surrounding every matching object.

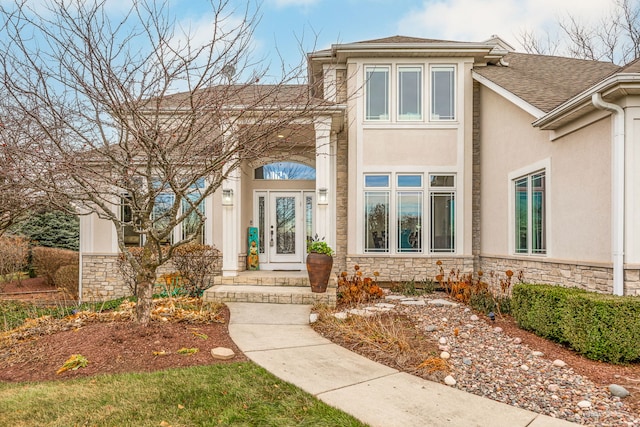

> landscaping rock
[211,347,235,360]
[609,384,630,398]
[462,357,472,366]
[424,325,438,332]
[400,299,426,306]
[440,351,450,360]
[577,400,592,409]
[333,312,348,320]
[444,375,457,386]
[309,313,319,323]
[469,314,479,321]
[427,299,458,307]
[438,337,447,345]
[513,337,522,344]
[493,327,503,333]
[532,351,544,357]
[552,359,567,367]
[548,384,560,393]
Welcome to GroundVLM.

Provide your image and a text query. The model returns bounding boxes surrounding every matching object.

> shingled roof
[473,53,620,112]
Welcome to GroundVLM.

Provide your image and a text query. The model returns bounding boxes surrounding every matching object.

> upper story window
[431,66,455,121]
[365,66,390,121]
[398,66,422,121]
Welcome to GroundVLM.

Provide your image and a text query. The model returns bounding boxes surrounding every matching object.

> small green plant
[307,234,334,256]
[391,278,436,296]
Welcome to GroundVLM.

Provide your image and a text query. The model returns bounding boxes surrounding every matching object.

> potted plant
[306,235,334,293]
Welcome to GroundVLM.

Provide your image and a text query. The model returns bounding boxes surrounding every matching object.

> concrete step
[203,285,336,307]
[212,271,337,288]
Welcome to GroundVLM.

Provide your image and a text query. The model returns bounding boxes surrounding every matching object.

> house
[79,34,640,300]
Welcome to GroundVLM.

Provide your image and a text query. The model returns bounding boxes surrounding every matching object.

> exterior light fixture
[317,188,328,205]
[222,189,234,206]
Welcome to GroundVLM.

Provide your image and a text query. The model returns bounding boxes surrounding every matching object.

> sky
[158,0,618,79]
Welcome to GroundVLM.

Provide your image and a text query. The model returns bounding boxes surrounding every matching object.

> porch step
[212,271,337,288]
[203,285,336,307]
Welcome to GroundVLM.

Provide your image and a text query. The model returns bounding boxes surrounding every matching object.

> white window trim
[397,65,424,122]
[360,171,457,255]
[364,65,391,122]
[508,158,551,257]
[429,65,457,122]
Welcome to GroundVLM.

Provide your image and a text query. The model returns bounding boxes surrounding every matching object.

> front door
[255,191,314,269]
[269,192,301,263]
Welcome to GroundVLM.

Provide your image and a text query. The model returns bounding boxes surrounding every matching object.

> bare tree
[518,0,640,64]
[0,0,321,324]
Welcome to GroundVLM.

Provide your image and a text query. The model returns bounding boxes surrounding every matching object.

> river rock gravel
[370,292,639,427]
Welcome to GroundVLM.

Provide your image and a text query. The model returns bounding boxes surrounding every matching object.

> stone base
[203,285,337,307]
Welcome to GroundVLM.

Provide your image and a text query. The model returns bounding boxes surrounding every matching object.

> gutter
[592,93,625,296]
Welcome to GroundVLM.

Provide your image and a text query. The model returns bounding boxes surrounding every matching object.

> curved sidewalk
[227,302,577,427]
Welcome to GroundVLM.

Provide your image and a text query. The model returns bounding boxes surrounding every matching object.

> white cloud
[398,0,614,49]
[270,0,319,8]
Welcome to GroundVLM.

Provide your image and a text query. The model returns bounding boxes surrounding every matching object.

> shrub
[511,283,640,364]
[337,265,384,305]
[562,293,640,364]
[13,209,79,251]
[434,261,517,316]
[31,246,79,286]
[390,278,436,296]
[0,235,29,288]
[171,243,222,297]
[54,264,80,299]
[511,284,582,342]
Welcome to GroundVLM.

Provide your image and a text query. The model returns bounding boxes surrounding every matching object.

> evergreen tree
[14,210,79,251]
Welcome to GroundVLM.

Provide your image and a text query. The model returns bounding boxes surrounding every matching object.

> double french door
[255,191,315,269]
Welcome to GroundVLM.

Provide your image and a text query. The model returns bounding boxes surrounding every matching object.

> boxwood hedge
[512,283,640,364]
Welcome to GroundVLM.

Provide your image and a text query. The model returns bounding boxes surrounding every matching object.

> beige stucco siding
[362,128,457,166]
[480,86,611,263]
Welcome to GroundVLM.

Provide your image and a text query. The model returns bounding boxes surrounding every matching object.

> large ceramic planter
[306,252,333,293]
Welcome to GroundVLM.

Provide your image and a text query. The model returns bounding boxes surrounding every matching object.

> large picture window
[365,66,389,121]
[398,66,422,121]
[363,173,455,254]
[514,171,546,254]
[431,66,455,120]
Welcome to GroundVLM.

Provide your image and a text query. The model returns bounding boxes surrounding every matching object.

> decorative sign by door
[247,227,259,270]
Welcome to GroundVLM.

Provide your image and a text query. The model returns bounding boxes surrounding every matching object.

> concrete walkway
[227,302,578,427]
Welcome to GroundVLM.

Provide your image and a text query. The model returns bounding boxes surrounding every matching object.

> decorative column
[315,116,335,250]
[221,126,242,276]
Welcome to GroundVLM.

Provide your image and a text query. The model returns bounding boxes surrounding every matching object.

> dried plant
[337,265,384,305]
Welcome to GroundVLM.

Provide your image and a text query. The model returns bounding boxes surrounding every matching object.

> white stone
[532,351,544,357]
[439,337,447,345]
[513,338,522,344]
[348,308,374,317]
[577,400,592,409]
[494,327,503,333]
[464,308,471,313]
[375,303,396,309]
[385,295,405,300]
[520,364,529,371]
[440,351,450,360]
[547,384,560,393]
[401,300,426,306]
[211,347,235,360]
[470,314,479,321]
[333,312,348,320]
[444,375,457,386]
[609,384,630,398]
[438,345,450,352]
[309,313,319,323]
[425,325,438,332]
[552,359,566,367]
[459,332,471,339]
[427,299,458,307]
[441,318,448,322]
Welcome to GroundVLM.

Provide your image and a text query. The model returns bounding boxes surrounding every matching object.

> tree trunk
[135,279,154,326]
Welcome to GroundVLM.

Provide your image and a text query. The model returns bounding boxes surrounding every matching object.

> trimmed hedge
[512,283,640,364]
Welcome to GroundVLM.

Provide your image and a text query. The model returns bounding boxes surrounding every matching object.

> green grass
[0,362,366,426]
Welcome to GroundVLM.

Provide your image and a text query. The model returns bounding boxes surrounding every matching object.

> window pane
[398,191,422,252]
[514,177,528,254]
[121,194,141,247]
[430,175,455,187]
[275,196,296,255]
[365,174,389,187]
[305,195,314,248]
[532,173,546,254]
[398,174,422,187]
[366,67,389,120]
[398,67,422,120]
[431,192,455,252]
[182,196,204,244]
[365,192,389,252]
[254,162,316,180]
[432,67,455,120]
[153,193,175,244]
[258,196,265,253]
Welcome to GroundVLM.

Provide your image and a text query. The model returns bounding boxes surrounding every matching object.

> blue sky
[164,0,615,77]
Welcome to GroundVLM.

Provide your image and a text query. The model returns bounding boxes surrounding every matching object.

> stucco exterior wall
[362,128,457,166]
[479,86,611,263]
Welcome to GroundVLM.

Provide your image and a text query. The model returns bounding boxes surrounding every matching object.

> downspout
[592,93,625,296]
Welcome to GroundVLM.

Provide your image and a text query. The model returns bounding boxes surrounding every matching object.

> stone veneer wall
[334,131,349,274]
[81,254,197,301]
[344,256,474,283]
[479,255,640,296]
